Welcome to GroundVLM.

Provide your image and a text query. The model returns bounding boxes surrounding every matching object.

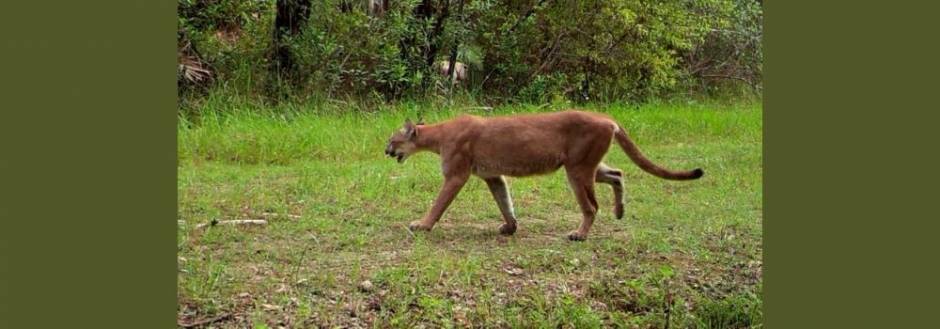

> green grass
[178,101,762,328]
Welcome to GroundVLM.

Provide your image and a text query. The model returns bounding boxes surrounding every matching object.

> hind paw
[499,223,517,236]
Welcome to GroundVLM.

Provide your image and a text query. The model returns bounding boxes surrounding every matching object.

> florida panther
[384,110,703,241]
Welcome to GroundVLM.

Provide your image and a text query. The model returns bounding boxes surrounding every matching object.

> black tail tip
[690,168,704,179]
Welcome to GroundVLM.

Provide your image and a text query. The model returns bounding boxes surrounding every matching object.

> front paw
[408,221,432,232]
[567,230,587,241]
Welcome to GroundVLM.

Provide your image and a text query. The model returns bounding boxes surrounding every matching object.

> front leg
[484,176,518,235]
[409,167,470,232]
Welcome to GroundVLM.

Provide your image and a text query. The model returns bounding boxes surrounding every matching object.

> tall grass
[179,99,761,166]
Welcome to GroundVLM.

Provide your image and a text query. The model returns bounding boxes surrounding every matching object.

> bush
[178,0,762,107]
[681,0,763,95]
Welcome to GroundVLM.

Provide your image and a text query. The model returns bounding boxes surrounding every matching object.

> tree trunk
[273,0,312,80]
[507,0,547,34]
[414,0,451,89]
[447,0,466,86]
[396,0,434,94]
[425,0,451,68]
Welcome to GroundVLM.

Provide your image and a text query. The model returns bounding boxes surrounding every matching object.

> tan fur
[385,111,703,241]
[435,61,468,83]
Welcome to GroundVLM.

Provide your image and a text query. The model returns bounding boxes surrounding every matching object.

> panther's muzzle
[385,146,405,163]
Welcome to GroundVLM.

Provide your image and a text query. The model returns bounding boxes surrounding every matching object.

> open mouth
[396,153,405,163]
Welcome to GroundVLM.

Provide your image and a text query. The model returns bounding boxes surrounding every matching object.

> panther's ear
[403,119,416,139]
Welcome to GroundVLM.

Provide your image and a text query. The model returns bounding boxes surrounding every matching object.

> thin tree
[273,0,312,81]
[446,0,466,87]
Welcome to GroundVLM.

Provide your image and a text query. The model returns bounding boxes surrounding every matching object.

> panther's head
[384,119,421,164]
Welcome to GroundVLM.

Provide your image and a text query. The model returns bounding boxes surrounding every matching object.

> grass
[177,101,762,328]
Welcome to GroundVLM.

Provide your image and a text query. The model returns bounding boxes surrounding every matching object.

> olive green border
[2,1,939,328]
[0,2,177,328]
[764,1,940,328]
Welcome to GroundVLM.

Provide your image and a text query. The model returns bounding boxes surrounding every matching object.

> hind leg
[595,163,626,219]
[564,127,615,240]
[565,168,599,241]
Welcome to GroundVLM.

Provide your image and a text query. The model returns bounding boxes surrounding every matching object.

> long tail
[613,125,704,180]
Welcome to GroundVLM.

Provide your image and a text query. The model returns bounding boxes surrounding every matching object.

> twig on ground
[402,223,416,239]
[195,219,268,230]
[261,212,301,220]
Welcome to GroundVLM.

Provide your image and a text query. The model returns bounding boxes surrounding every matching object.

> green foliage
[477,0,731,100]
[178,0,762,106]
[178,0,275,102]
[179,0,269,31]
[682,0,764,95]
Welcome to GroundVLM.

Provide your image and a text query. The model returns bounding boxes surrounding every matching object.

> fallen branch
[261,212,301,220]
[700,74,752,84]
[461,106,494,112]
[195,219,268,230]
